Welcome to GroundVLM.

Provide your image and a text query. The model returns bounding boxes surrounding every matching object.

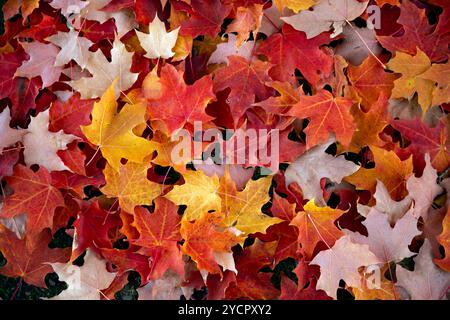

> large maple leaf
[387,49,435,113]
[347,56,398,110]
[285,138,360,205]
[0,165,64,236]
[287,89,355,148]
[49,93,95,138]
[350,93,389,151]
[145,65,215,134]
[213,55,272,125]
[281,0,369,38]
[72,201,122,260]
[258,24,333,85]
[224,176,283,237]
[348,209,420,263]
[0,226,70,288]
[310,235,380,299]
[165,169,222,221]
[101,163,161,213]
[173,0,232,38]
[51,249,116,300]
[70,38,138,99]
[15,42,62,88]
[130,198,184,279]
[81,82,156,170]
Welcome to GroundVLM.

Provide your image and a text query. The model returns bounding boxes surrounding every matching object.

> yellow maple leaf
[165,170,222,221]
[101,162,161,213]
[81,81,157,170]
[273,0,316,13]
[225,176,283,236]
[387,49,435,114]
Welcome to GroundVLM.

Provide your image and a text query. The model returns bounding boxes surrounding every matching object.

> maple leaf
[253,81,302,115]
[291,199,345,259]
[350,93,389,151]
[165,169,221,221]
[257,24,333,85]
[224,176,283,236]
[287,89,355,149]
[81,82,156,170]
[0,165,64,236]
[358,180,412,225]
[396,240,450,300]
[101,163,161,213]
[281,0,369,38]
[377,0,450,63]
[49,93,95,137]
[51,249,116,300]
[390,118,449,172]
[345,146,413,201]
[310,235,381,299]
[226,3,263,46]
[181,211,240,274]
[100,249,152,284]
[174,0,232,38]
[130,198,184,279]
[348,209,420,263]
[47,29,94,69]
[23,110,78,172]
[335,23,382,66]
[15,41,62,88]
[419,61,450,107]
[387,49,435,113]
[208,33,255,66]
[213,55,272,125]
[225,240,280,300]
[136,15,180,59]
[145,65,215,134]
[347,56,398,110]
[70,38,138,99]
[71,201,121,260]
[0,226,70,288]
[285,138,360,205]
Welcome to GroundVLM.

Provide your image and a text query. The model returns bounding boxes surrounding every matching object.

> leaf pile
[0,0,449,300]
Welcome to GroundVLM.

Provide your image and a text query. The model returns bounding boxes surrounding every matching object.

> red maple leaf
[258,24,333,86]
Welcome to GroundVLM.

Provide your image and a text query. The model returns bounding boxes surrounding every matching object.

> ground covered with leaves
[0,0,449,300]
